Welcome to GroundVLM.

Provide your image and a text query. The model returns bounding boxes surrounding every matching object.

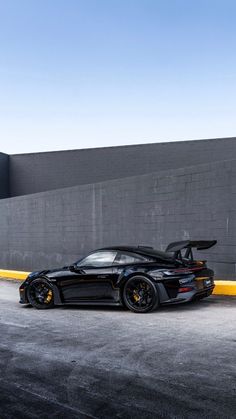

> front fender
[24,275,63,306]
[43,277,63,305]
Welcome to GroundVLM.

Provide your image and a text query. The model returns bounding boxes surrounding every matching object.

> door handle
[97,275,108,279]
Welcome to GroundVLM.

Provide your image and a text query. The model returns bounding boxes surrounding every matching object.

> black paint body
[19,246,215,308]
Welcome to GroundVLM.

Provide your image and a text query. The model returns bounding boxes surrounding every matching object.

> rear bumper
[177,284,215,303]
[160,283,215,305]
[191,285,215,300]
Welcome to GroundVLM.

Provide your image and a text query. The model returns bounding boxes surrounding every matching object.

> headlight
[28,271,39,279]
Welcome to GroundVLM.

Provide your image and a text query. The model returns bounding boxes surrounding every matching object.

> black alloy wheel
[27,278,54,309]
[123,275,159,313]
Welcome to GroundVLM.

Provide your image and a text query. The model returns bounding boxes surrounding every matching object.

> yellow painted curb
[0,271,235,295]
[213,280,236,296]
[0,269,31,280]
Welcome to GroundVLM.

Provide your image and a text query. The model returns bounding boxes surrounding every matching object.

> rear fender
[117,270,156,291]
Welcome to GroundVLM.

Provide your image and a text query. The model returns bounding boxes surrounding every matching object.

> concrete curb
[212,281,236,296]
[0,270,236,296]
[0,269,31,280]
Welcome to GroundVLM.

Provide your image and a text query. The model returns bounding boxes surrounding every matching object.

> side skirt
[62,300,122,306]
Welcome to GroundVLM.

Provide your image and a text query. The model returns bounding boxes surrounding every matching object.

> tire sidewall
[123,275,159,313]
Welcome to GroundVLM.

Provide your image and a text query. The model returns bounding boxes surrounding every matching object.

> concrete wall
[0,159,235,279]
[0,153,9,199]
[9,137,236,197]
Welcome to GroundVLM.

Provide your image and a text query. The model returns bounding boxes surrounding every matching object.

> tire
[27,278,54,309]
[123,275,159,313]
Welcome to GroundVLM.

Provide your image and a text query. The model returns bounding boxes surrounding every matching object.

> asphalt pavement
[0,279,235,419]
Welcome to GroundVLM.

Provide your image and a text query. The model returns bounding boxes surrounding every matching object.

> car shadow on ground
[53,297,217,313]
[21,295,235,314]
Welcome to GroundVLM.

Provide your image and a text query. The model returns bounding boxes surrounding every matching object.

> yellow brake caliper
[133,290,140,302]
[45,289,53,303]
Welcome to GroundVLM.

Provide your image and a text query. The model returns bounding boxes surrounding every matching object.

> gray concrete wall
[9,137,236,197]
[0,159,235,279]
[0,153,9,199]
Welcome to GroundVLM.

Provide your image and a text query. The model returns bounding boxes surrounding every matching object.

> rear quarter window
[115,252,155,265]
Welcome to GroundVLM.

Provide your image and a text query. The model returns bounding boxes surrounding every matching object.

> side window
[115,252,154,265]
[76,251,117,267]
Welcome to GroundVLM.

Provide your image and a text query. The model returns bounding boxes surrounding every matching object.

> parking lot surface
[0,279,235,419]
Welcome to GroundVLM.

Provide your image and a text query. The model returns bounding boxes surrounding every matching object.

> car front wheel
[123,275,159,313]
[27,278,54,309]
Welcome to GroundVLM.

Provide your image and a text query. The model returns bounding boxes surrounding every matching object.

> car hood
[28,266,71,280]
[46,267,74,279]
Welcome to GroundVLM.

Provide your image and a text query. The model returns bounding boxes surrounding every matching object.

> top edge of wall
[9,136,236,157]
[3,156,236,202]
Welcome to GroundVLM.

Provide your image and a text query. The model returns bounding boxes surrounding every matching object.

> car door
[59,250,119,302]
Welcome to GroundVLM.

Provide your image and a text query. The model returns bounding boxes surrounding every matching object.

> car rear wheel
[27,278,54,309]
[123,275,159,313]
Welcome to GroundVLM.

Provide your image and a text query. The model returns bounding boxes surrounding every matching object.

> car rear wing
[165,240,217,261]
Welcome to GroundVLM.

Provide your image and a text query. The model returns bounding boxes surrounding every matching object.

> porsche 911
[19,240,216,313]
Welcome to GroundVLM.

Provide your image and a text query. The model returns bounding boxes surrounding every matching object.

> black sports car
[19,240,216,313]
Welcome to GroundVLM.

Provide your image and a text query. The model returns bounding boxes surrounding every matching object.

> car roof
[97,245,174,261]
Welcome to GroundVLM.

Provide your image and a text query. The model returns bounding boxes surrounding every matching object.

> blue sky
[0,0,235,154]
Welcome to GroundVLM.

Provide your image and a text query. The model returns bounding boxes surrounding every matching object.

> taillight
[178,286,193,293]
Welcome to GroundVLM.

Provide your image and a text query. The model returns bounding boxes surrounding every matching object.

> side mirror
[69,264,77,272]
